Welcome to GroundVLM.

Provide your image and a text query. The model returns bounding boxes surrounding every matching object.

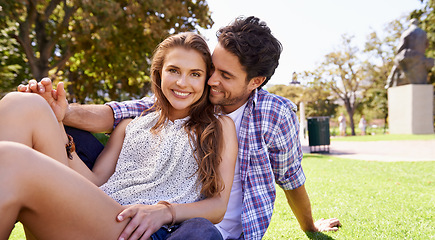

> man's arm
[285,185,316,231]
[18,78,154,133]
[64,98,156,133]
[65,98,155,133]
[285,185,341,232]
[18,78,115,133]
[64,104,115,133]
[270,97,340,232]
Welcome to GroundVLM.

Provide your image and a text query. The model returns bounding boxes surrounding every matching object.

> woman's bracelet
[158,201,176,227]
[65,134,75,160]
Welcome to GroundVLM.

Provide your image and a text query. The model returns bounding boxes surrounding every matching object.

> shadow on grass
[305,232,335,240]
[303,153,328,159]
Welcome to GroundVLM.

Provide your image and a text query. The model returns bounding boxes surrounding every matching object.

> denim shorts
[150,218,223,240]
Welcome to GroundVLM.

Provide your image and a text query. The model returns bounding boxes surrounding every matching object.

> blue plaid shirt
[106,89,305,240]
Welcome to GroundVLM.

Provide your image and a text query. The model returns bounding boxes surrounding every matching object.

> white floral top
[100,111,203,205]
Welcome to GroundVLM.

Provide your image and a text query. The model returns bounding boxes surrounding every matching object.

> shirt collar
[247,88,258,108]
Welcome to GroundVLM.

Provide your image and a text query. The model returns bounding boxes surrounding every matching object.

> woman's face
[161,47,207,120]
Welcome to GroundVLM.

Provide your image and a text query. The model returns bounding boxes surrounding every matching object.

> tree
[362,17,407,132]
[267,84,303,105]
[308,35,369,135]
[300,71,339,118]
[0,0,213,102]
[267,75,338,118]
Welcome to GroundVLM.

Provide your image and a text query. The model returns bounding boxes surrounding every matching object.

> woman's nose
[176,75,187,87]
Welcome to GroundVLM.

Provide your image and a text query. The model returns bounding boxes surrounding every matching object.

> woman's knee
[0,92,53,123]
[1,92,50,113]
[2,91,41,103]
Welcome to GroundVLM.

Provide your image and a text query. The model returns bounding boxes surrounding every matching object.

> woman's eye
[192,72,201,77]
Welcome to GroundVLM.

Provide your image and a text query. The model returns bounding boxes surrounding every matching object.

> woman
[0,33,237,240]
[359,115,367,135]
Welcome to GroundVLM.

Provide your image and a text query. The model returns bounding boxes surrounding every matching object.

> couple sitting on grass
[0,16,340,240]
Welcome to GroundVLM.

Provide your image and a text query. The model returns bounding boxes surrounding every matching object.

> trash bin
[307,117,330,153]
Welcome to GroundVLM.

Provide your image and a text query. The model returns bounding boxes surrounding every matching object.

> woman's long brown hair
[149,32,224,198]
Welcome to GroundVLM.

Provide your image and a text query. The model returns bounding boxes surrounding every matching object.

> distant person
[338,113,347,136]
[359,115,367,136]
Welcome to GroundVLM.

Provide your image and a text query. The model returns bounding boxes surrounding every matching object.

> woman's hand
[18,78,47,94]
[116,204,173,240]
[18,78,68,122]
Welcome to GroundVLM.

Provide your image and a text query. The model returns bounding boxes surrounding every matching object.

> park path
[301,137,435,162]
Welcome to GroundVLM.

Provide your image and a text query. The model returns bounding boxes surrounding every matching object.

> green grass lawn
[263,154,435,239]
[9,154,435,239]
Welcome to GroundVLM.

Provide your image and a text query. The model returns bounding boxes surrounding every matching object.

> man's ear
[248,76,266,91]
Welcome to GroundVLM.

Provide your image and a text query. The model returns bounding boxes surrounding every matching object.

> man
[20,16,340,239]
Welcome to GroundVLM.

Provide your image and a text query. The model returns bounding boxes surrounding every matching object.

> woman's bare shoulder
[217,115,235,131]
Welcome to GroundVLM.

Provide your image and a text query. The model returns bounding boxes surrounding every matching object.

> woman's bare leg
[0,92,69,164]
[0,141,127,240]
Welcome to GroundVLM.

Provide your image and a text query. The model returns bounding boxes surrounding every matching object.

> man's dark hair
[216,16,283,88]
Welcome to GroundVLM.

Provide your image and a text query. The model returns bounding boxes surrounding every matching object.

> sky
[202,0,424,86]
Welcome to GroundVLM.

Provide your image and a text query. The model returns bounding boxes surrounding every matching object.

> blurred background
[1,0,434,136]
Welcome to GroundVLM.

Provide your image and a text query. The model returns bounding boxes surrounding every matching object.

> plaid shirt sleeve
[105,97,155,128]
[258,91,305,190]
[239,90,306,239]
[268,98,306,190]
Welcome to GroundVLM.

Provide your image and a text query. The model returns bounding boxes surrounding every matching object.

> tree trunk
[33,63,50,81]
[344,98,356,136]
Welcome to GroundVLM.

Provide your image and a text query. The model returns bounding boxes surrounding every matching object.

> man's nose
[208,72,219,86]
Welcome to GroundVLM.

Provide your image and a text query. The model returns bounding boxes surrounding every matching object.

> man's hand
[116,204,173,240]
[314,218,341,232]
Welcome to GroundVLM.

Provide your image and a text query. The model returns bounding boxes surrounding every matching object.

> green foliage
[267,84,304,104]
[0,18,30,97]
[302,73,339,118]
[267,81,338,118]
[0,0,213,103]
